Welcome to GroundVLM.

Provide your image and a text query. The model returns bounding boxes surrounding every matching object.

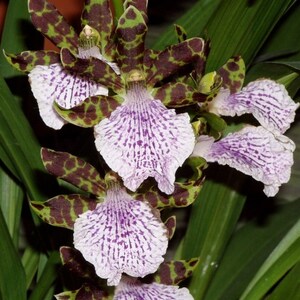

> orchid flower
[54,246,198,300]
[5,0,119,129]
[55,5,206,194]
[113,276,193,300]
[192,57,298,196]
[73,178,168,286]
[192,126,295,197]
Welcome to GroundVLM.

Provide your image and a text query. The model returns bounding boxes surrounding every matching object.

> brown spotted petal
[145,38,205,87]
[217,56,245,93]
[153,82,207,107]
[4,50,60,73]
[153,258,200,285]
[116,6,147,73]
[29,63,108,129]
[73,186,168,286]
[61,48,124,93]
[29,0,78,52]
[94,85,195,195]
[124,0,148,22]
[55,95,122,128]
[60,246,98,279]
[30,194,98,230]
[81,0,114,52]
[41,148,106,196]
[114,277,193,300]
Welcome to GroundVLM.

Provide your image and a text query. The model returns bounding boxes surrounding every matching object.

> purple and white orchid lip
[113,276,194,300]
[29,63,108,129]
[192,126,295,197]
[94,74,195,195]
[208,79,299,135]
[73,184,168,286]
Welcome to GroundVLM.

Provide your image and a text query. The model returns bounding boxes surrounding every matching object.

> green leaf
[28,252,61,300]
[41,148,106,197]
[22,247,41,289]
[30,194,99,229]
[181,169,246,299]
[203,0,296,71]
[0,207,26,300]
[240,216,300,300]
[268,262,300,300]
[0,168,23,247]
[152,0,222,49]
[204,198,300,300]
[0,76,46,200]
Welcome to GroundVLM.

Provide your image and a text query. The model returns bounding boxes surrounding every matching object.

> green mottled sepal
[153,82,207,107]
[133,157,206,209]
[30,194,98,229]
[124,0,148,22]
[55,285,108,300]
[81,0,114,54]
[28,0,78,52]
[116,6,147,73]
[4,50,60,73]
[153,258,200,285]
[217,56,245,93]
[174,24,187,42]
[145,38,205,86]
[60,48,124,93]
[165,216,176,240]
[41,148,106,196]
[55,95,122,128]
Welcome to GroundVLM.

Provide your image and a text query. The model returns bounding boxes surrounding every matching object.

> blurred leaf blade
[203,0,296,71]
[204,198,300,300]
[152,0,222,49]
[0,207,26,300]
[181,168,246,299]
[0,167,23,247]
[240,216,300,300]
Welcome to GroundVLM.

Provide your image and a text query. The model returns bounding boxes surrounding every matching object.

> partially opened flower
[192,126,295,197]
[57,5,206,194]
[73,175,168,286]
[5,0,119,129]
[113,276,193,300]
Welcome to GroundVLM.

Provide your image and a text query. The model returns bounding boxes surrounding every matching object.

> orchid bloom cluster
[192,57,299,196]
[6,0,299,299]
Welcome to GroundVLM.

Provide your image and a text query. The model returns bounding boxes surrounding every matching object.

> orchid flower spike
[208,79,299,136]
[73,175,168,286]
[113,276,194,300]
[192,126,295,197]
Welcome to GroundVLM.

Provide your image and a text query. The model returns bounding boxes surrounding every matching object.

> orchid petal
[73,187,168,286]
[193,126,295,197]
[209,80,299,135]
[94,86,195,194]
[28,63,108,129]
[114,277,193,300]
